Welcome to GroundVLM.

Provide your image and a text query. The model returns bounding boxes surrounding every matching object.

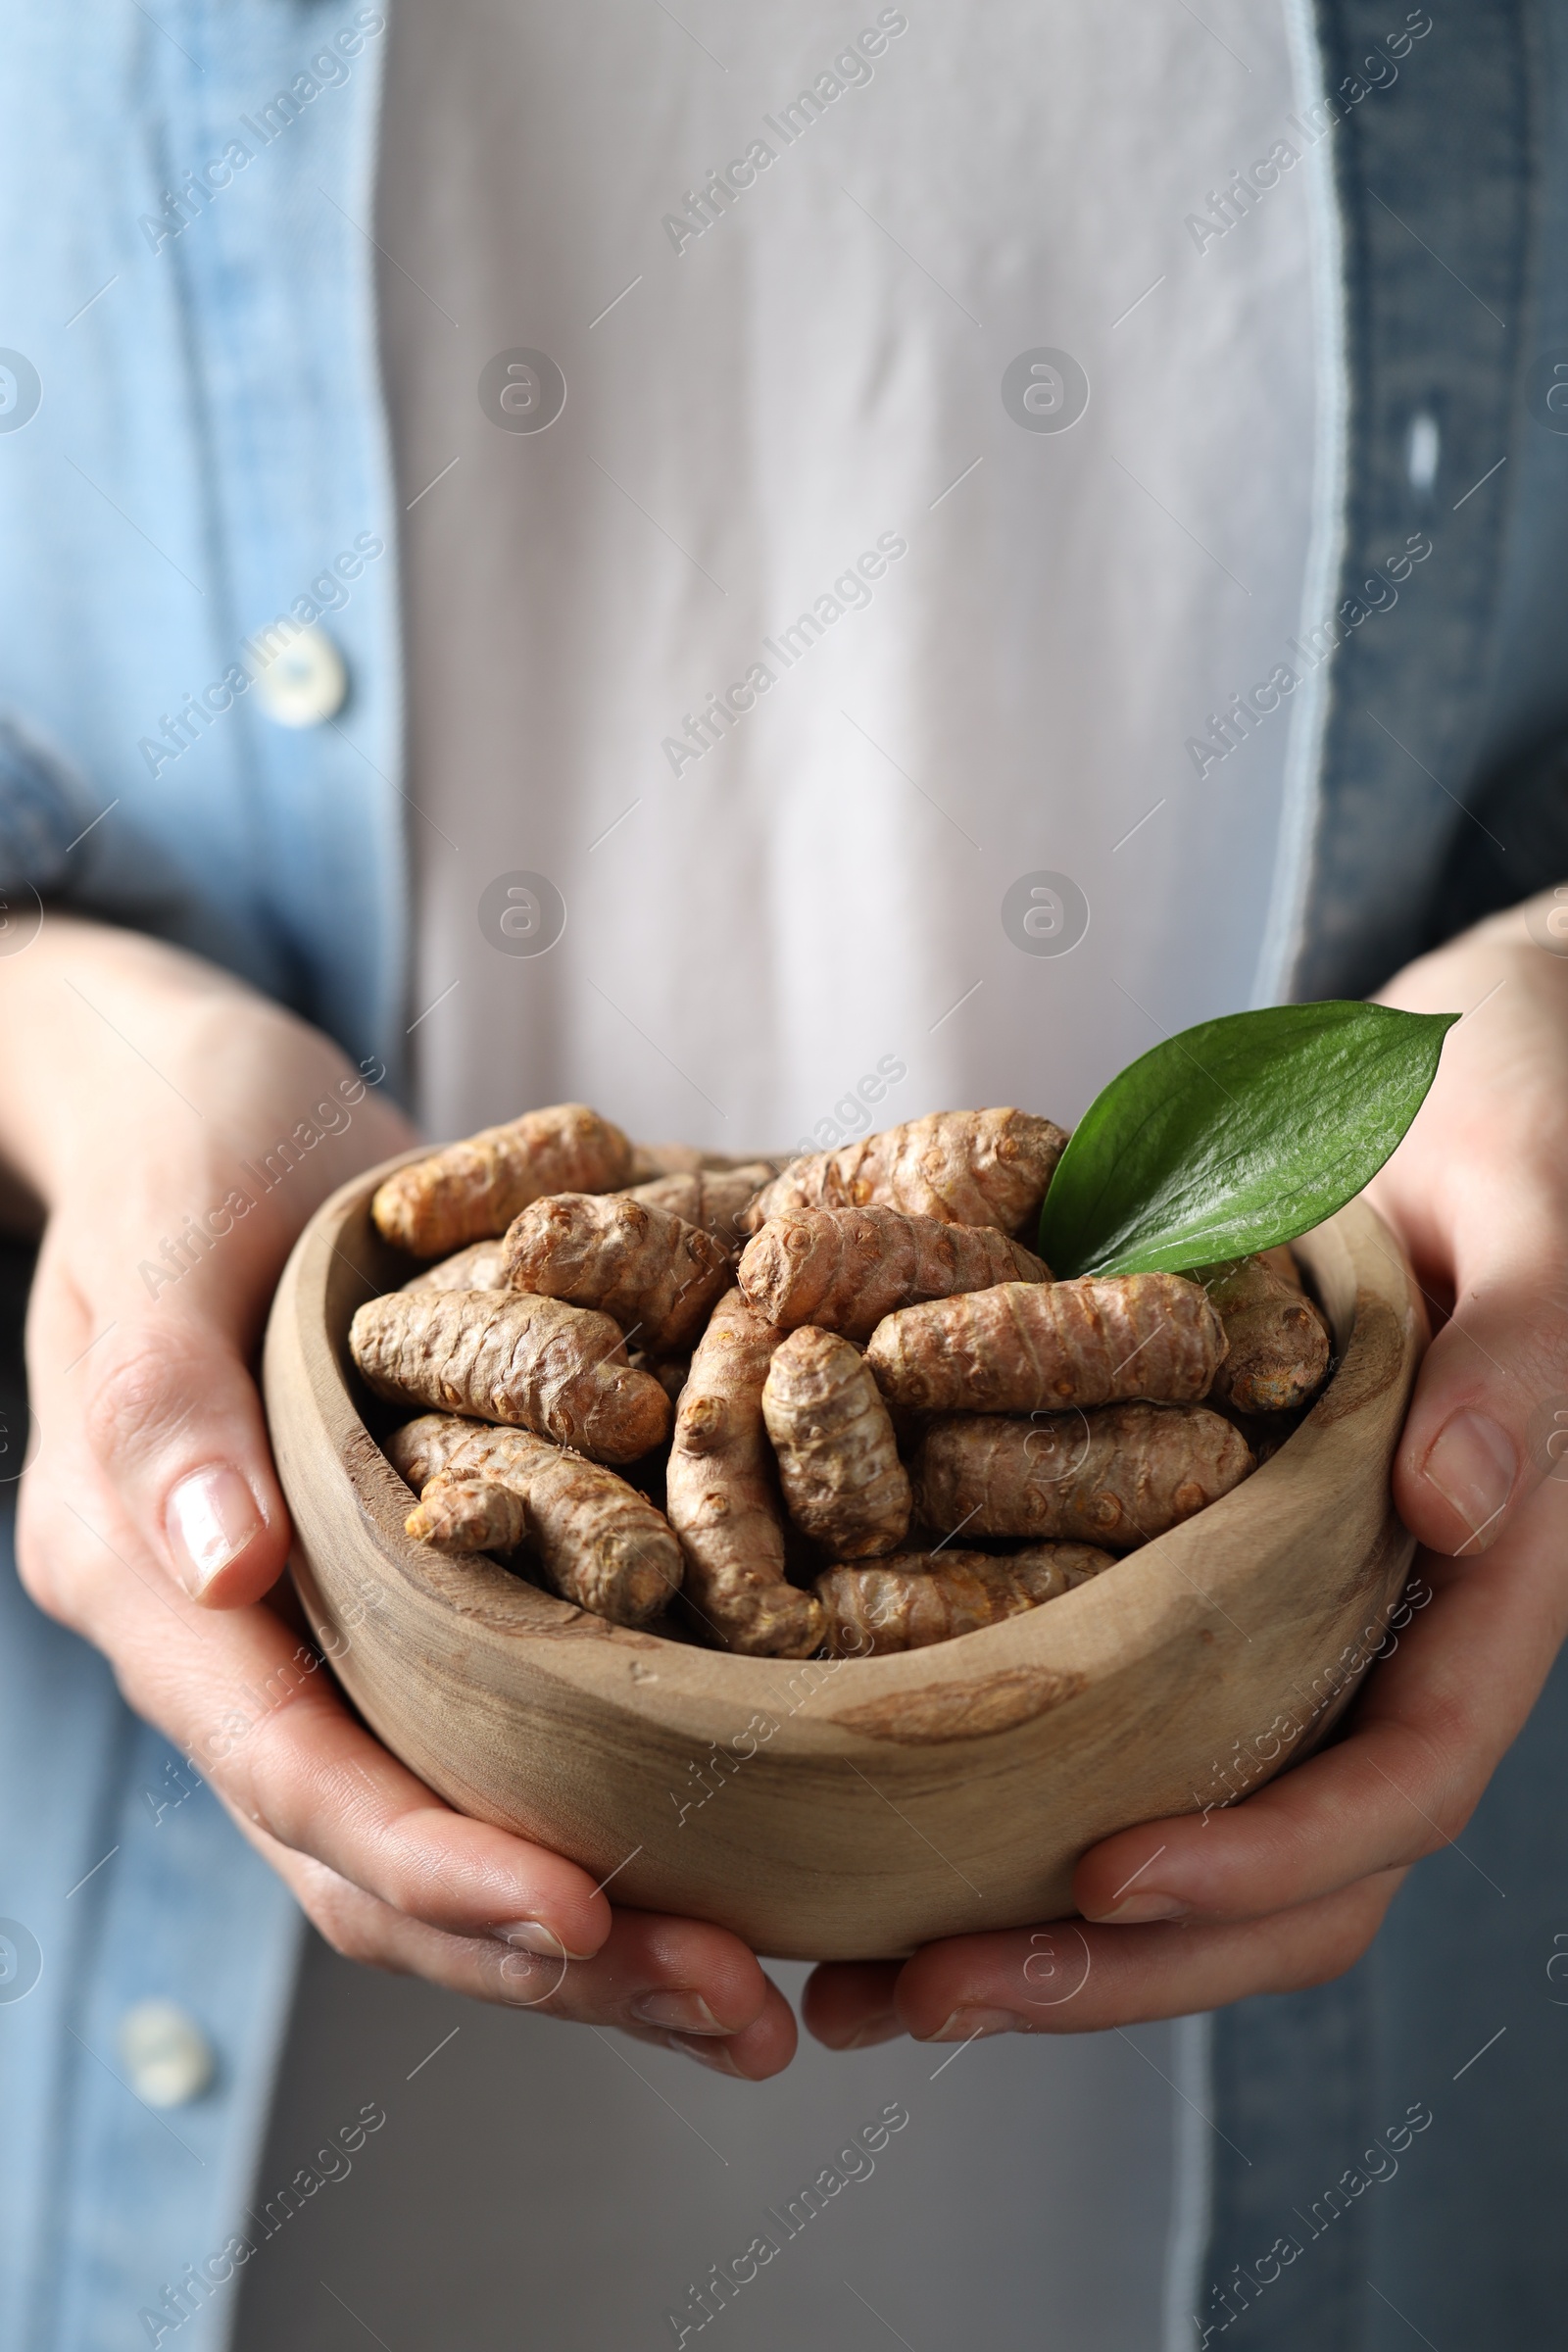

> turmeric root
[627,1163,776,1250]
[738,1206,1049,1341]
[349,1288,669,1463]
[815,1542,1115,1655]
[359,1100,1315,1650]
[1198,1254,1331,1414]
[913,1403,1253,1548]
[406,1475,529,1552]
[503,1192,732,1351]
[371,1103,631,1256]
[742,1108,1067,1237]
[663,1288,823,1656]
[401,1238,512,1294]
[387,1414,682,1625]
[760,1326,911,1558]
[866,1272,1225,1413]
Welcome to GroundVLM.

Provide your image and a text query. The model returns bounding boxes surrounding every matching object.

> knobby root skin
[1196,1254,1331,1414]
[401,1238,513,1295]
[405,1473,529,1553]
[867,1272,1226,1414]
[371,1103,631,1256]
[364,1114,1298,1649]
[663,1288,824,1657]
[739,1205,1049,1341]
[760,1326,911,1560]
[503,1192,733,1351]
[742,1108,1068,1237]
[350,1288,669,1464]
[913,1403,1254,1549]
[386,1413,683,1626]
[815,1542,1116,1656]
[626,1164,777,1249]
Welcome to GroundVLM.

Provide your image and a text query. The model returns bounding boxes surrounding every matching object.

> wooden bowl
[263,1159,1424,1961]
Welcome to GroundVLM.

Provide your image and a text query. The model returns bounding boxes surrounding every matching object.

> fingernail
[842,2014,902,2049]
[927,2007,1027,2042]
[492,1921,593,1962]
[1421,1410,1517,1552]
[497,1946,567,2004]
[632,1989,724,2034]
[664,2032,744,2076]
[165,1467,263,1596]
[1091,1892,1188,1924]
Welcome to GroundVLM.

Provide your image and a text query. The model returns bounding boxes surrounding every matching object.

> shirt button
[253,624,347,727]
[116,1999,216,2107]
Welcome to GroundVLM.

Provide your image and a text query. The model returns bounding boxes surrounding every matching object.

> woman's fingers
[1372,911,1568,1557]
[807,1874,1405,2047]
[222,1667,620,1957]
[73,1296,293,1606]
[20,1443,618,1957]
[1076,1479,1568,1927]
[800,1963,905,2050]
[249,1837,798,2076]
[25,1222,297,1609]
[133,1595,615,1958]
[1390,1216,1568,1557]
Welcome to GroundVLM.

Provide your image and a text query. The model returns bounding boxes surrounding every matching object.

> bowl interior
[314,1161,1362,1674]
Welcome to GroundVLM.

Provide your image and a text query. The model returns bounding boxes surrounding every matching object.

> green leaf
[1037,1002,1456,1278]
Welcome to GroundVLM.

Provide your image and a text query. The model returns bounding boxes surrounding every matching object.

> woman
[1,3,1565,2345]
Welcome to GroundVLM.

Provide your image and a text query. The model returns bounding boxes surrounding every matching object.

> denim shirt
[2,5,1568,2349]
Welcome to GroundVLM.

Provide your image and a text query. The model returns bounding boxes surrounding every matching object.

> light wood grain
[263,1156,1424,1960]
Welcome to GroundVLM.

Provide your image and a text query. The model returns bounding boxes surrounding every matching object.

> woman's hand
[5,918,795,2078]
[804,888,1568,2051]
